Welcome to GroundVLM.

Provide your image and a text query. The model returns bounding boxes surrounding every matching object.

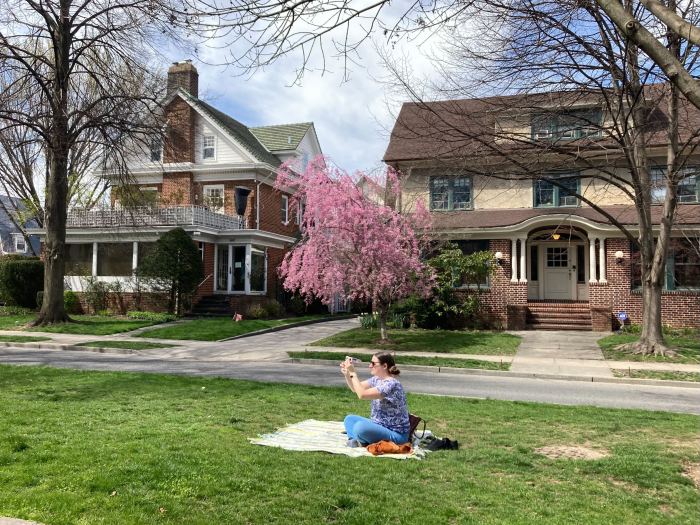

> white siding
[194,114,256,164]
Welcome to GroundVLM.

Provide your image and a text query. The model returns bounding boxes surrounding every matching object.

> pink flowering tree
[275,157,433,341]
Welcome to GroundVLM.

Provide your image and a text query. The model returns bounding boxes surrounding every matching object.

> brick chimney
[167,60,198,98]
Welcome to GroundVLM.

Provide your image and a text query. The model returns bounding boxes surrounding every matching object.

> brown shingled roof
[383,85,700,163]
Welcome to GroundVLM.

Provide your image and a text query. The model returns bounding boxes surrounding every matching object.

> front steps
[190,295,232,317]
[526,301,592,331]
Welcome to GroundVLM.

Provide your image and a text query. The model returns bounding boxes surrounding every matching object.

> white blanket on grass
[248,419,424,460]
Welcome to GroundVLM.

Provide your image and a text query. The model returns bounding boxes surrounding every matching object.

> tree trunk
[32,151,70,325]
[31,1,72,326]
[378,305,389,341]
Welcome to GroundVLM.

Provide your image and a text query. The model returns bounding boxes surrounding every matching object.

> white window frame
[281,195,289,225]
[12,233,26,253]
[296,199,305,226]
[202,134,216,160]
[203,184,225,214]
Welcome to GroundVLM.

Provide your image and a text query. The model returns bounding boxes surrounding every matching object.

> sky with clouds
[180,20,445,175]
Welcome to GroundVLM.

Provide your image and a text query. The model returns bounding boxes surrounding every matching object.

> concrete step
[526,322,592,331]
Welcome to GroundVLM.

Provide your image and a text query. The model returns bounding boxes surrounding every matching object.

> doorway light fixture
[615,250,624,264]
[494,251,504,265]
[551,233,561,240]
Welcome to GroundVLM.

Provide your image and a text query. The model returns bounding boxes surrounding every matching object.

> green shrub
[82,278,110,314]
[287,294,307,316]
[246,304,268,319]
[126,311,176,323]
[359,312,378,329]
[0,305,32,316]
[263,300,285,319]
[0,256,44,308]
[64,291,82,314]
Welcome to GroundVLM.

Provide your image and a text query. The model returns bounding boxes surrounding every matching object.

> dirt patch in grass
[682,462,700,489]
[535,445,610,460]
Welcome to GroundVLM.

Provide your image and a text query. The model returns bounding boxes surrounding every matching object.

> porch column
[92,242,98,277]
[132,241,138,273]
[519,237,528,283]
[510,238,518,283]
[598,238,607,283]
[589,237,598,283]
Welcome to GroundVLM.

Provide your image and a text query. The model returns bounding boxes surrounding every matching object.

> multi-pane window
[531,108,602,141]
[534,174,579,207]
[250,246,266,292]
[203,135,216,159]
[429,176,472,211]
[12,233,26,253]
[281,195,289,224]
[203,185,225,214]
[546,247,569,267]
[650,167,699,204]
[631,239,700,290]
[149,136,162,162]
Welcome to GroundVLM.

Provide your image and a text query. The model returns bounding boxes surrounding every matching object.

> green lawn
[136,315,328,341]
[0,335,51,343]
[311,327,522,355]
[0,365,697,524]
[0,314,161,335]
[612,369,700,382]
[288,350,511,371]
[598,330,700,364]
[77,341,177,350]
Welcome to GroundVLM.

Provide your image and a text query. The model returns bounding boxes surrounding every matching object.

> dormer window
[531,108,602,141]
[430,175,472,211]
[149,137,162,162]
[12,233,26,253]
[203,135,216,159]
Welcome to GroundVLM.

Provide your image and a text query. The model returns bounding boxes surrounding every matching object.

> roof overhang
[432,213,700,239]
[27,226,296,249]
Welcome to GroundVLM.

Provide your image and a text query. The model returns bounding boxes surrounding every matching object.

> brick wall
[195,242,215,297]
[162,173,193,205]
[163,96,195,163]
[605,238,700,328]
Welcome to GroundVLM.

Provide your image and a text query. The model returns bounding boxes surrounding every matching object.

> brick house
[384,90,700,330]
[30,61,321,314]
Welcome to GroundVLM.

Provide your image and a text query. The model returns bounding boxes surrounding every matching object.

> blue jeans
[344,414,409,445]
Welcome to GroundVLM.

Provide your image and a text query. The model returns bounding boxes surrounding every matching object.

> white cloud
[179,22,445,174]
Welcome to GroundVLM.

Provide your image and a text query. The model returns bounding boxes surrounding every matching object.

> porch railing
[66,205,246,230]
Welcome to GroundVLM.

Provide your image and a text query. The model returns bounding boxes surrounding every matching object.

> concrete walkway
[510,331,615,378]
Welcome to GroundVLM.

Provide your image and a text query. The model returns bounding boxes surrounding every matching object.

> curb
[287,357,700,388]
[0,341,137,355]
[217,314,356,342]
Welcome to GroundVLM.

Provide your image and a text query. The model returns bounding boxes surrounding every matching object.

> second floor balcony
[66,205,247,230]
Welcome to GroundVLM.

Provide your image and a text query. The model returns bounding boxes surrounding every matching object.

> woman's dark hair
[374,352,400,376]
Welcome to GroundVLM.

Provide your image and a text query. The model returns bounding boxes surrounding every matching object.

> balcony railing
[66,206,246,230]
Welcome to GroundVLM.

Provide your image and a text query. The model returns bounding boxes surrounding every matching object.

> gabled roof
[177,90,282,167]
[249,122,313,152]
[383,84,700,163]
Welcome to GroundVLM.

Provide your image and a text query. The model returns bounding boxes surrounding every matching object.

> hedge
[0,256,44,308]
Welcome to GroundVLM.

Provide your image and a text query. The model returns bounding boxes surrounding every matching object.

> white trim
[91,242,98,276]
[202,134,217,161]
[519,237,528,283]
[203,184,226,214]
[11,233,26,253]
[510,238,518,283]
[281,195,289,225]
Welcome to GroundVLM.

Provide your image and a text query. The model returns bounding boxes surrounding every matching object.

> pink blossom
[275,156,434,338]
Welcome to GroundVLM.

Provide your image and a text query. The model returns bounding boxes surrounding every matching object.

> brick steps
[191,295,233,317]
[526,301,592,331]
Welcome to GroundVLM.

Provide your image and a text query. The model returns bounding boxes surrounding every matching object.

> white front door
[543,246,573,300]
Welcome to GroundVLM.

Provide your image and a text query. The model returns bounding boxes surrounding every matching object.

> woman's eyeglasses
[369,361,380,367]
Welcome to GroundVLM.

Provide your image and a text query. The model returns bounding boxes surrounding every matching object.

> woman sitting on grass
[340,352,410,446]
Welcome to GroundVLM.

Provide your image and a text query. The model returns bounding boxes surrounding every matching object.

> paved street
[1,347,699,414]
